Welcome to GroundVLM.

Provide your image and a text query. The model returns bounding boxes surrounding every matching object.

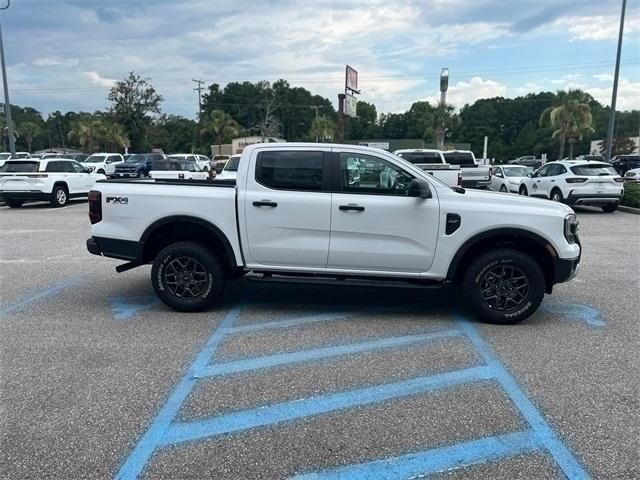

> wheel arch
[139,216,239,273]
[446,228,558,293]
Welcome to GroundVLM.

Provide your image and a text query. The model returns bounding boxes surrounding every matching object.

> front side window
[71,162,87,173]
[533,165,550,177]
[339,153,414,195]
[256,151,324,191]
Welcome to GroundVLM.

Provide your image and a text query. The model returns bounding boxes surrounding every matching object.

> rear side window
[1,161,39,172]
[570,164,617,176]
[256,151,325,191]
[45,161,72,172]
[443,152,475,167]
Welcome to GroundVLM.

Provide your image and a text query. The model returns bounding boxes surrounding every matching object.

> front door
[327,150,440,273]
[243,148,332,268]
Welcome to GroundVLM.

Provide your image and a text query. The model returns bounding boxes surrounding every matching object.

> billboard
[345,65,358,92]
[344,94,358,118]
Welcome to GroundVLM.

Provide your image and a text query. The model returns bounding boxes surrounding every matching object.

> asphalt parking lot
[0,200,638,480]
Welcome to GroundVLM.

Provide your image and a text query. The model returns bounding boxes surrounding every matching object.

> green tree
[201,110,240,155]
[433,104,456,149]
[539,91,594,159]
[108,72,163,151]
[18,121,42,153]
[309,116,336,142]
[600,136,637,156]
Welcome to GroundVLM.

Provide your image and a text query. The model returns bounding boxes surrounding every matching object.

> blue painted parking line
[115,304,244,480]
[0,275,83,318]
[542,302,605,328]
[193,329,462,378]
[455,315,589,479]
[109,296,161,322]
[161,365,494,446]
[115,302,589,480]
[292,430,540,480]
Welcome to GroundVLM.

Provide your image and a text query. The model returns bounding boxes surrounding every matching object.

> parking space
[0,203,638,479]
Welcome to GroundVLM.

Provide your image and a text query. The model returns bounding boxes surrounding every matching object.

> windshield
[443,151,476,167]
[570,164,618,176]
[0,161,39,172]
[85,155,107,163]
[503,166,532,177]
[126,154,146,163]
[395,152,442,164]
[224,156,240,172]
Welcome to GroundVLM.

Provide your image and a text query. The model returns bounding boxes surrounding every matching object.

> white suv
[519,160,624,212]
[83,153,125,176]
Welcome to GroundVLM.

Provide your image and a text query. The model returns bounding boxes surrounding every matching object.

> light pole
[0,0,15,155]
[605,0,627,162]
[437,68,449,149]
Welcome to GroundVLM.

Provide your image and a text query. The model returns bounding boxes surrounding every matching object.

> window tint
[443,151,475,167]
[225,156,240,172]
[546,164,566,176]
[339,153,414,195]
[570,164,617,176]
[256,151,324,191]
[45,161,67,173]
[396,151,442,164]
[1,161,39,172]
[533,165,550,177]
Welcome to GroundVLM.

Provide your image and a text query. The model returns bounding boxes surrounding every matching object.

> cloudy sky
[4,0,640,118]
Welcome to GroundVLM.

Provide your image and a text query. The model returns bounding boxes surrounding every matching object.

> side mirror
[408,178,432,198]
[527,172,534,178]
[85,168,93,174]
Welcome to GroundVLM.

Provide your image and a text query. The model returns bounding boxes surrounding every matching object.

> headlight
[564,214,579,244]
[86,166,95,172]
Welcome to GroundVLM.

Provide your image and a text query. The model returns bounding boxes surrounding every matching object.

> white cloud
[33,56,79,67]
[594,73,614,82]
[554,13,640,41]
[83,71,116,88]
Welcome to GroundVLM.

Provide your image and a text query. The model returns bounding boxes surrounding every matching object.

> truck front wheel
[461,248,545,324]
[151,241,226,312]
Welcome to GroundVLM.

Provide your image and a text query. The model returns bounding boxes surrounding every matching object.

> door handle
[339,204,365,212]
[550,180,555,182]
[253,200,278,208]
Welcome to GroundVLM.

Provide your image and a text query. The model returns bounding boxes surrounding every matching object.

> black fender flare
[138,215,238,270]
[446,228,557,281]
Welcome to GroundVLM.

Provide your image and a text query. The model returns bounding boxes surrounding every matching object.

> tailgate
[0,174,48,192]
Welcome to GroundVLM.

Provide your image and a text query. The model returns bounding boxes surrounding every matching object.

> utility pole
[438,68,450,150]
[192,79,204,120]
[605,0,627,162]
[310,105,321,142]
[0,0,16,155]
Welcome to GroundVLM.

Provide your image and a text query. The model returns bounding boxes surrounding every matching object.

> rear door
[242,147,332,268]
[69,161,93,192]
[327,149,440,273]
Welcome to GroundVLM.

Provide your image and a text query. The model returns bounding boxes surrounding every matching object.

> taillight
[88,190,102,224]
[565,177,588,183]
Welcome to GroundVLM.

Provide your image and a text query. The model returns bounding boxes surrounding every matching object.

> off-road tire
[461,248,545,324]
[151,241,226,312]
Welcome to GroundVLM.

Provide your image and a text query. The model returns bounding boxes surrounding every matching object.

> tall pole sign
[0,0,15,155]
[605,0,627,162]
[339,65,360,141]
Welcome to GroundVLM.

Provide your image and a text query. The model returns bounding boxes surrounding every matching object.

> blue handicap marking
[110,296,161,322]
[542,302,605,328]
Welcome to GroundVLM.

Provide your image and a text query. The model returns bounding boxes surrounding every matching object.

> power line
[192,78,204,120]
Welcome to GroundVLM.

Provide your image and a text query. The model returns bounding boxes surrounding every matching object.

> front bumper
[566,193,623,206]
[553,235,581,284]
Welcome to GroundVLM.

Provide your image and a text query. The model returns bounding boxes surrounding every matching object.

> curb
[619,205,640,215]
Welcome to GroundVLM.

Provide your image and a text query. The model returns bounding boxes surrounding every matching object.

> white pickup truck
[442,150,492,189]
[393,149,461,187]
[87,143,581,324]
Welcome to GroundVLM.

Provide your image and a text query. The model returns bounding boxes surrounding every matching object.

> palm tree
[309,116,336,142]
[201,110,239,155]
[539,91,594,159]
[18,121,42,153]
[68,120,104,153]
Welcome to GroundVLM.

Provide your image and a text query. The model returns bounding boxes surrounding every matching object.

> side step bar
[245,272,444,290]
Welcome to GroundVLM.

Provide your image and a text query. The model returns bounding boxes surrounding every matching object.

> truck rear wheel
[461,248,544,324]
[151,241,226,312]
